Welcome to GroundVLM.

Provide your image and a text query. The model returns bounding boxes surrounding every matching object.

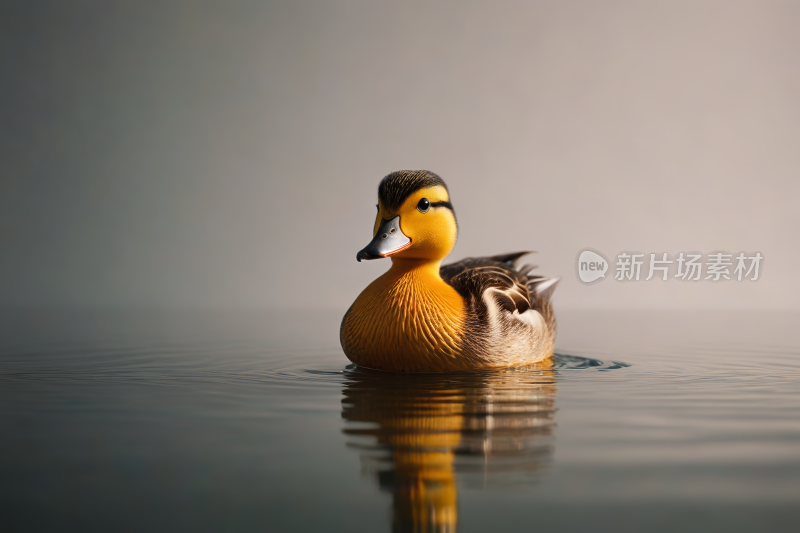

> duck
[340,170,559,372]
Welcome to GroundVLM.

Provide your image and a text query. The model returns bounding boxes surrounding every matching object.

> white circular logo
[576,249,609,284]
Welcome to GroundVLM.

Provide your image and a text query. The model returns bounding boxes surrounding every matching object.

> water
[1,309,800,532]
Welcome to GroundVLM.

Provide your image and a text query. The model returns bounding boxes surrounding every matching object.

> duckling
[340,170,559,372]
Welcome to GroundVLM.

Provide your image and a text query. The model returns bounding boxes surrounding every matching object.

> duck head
[357,170,458,262]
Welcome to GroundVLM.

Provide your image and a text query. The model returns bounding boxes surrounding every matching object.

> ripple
[258,352,628,389]
[0,343,629,388]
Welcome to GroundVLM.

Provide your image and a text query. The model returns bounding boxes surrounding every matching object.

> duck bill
[356,215,412,262]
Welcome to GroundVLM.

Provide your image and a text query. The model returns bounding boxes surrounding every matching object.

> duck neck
[387,257,444,281]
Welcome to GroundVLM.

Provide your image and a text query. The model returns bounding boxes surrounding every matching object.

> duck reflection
[341,359,557,532]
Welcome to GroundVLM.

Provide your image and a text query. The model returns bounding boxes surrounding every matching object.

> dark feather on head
[378,170,451,212]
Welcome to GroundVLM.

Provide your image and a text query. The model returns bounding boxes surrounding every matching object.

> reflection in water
[341,359,558,532]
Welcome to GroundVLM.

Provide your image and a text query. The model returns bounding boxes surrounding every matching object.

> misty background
[2,0,798,311]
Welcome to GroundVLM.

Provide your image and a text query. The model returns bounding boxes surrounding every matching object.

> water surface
[1,309,799,532]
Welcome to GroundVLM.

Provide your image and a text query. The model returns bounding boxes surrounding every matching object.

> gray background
[2,0,798,310]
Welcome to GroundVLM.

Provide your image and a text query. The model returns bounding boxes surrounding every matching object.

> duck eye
[417,198,430,213]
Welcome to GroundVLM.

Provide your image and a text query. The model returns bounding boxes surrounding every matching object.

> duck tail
[527,277,560,302]
[528,276,559,338]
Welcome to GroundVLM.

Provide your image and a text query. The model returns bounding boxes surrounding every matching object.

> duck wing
[440,251,559,316]
[441,252,559,365]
